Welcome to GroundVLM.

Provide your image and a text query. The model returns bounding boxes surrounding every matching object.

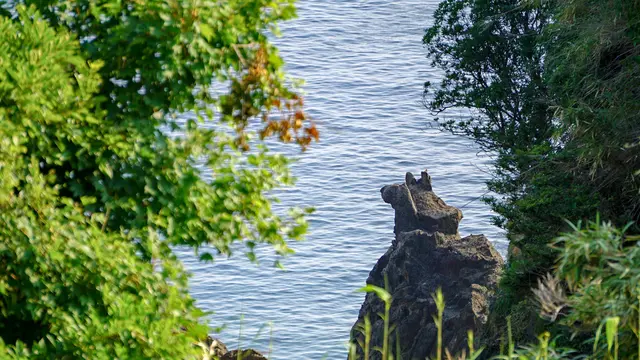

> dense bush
[423,0,640,352]
[550,220,640,358]
[0,0,314,357]
[511,220,640,359]
[422,0,561,313]
[0,8,206,357]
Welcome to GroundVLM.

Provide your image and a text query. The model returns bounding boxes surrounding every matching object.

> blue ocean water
[176,1,505,358]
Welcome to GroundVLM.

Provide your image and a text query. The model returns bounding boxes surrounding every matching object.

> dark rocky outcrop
[350,170,503,360]
[220,349,268,360]
[198,336,228,358]
[197,336,267,360]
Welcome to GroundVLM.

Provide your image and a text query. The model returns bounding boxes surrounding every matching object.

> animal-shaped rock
[350,170,503,360]
[380,170,462,236]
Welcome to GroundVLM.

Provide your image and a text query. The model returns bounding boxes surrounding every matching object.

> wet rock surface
[350,171,503,360]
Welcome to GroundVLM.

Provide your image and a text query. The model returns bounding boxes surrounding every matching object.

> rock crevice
[350,171,503,360]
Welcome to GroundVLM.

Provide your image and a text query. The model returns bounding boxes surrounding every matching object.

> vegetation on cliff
[423,0,640,356]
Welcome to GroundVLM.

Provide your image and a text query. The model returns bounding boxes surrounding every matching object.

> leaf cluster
[0,0,315,356]
[423,0,640,351]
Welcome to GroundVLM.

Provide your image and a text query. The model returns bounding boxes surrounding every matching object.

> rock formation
[220,349,267,360]
[350,170,503,360]
[198,336,267,360]
[198,336,228,359]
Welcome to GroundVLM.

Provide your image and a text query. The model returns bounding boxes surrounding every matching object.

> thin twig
[101,207,111,233]
[232,44,248,67]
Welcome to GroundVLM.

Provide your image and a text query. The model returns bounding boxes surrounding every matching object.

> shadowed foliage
[423,0,640,354]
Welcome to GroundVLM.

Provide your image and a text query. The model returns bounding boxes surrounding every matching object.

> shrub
[0,0,315,356]
[423,0,640,348]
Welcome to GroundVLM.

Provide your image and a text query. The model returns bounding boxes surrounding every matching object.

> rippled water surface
[177,1,505,358]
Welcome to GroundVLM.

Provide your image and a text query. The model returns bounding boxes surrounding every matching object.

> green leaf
[358,284,391,304]
[80,196,96,206]
[199,23,214,41]
[199,253,214,262]
[606,316,620,352]
[98,162,113,178]
[0,0,313,356]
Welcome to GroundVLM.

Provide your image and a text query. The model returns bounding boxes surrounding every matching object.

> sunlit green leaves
[2,0,315,261]
[0,0,313,357]
[545,220,640,359]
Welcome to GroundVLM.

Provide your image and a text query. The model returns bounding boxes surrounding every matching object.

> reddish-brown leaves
[223,45,319,151]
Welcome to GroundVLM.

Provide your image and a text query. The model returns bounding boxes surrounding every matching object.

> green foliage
[0,162,207,359]
[549,220,640,358]
[489,155,600,321]
[433,289,445,360]
[424,0,554,155]
[495,332,578,360]
[0,0,315,356]
[424,0,640,351]
[0,9,207,358]
[354,282,393,360]
[545,0,640,227]
[423,0,561,316]
[500,0,640,342]
[4,0,317,262]
[504,221,640,359]
[440,222,640,360]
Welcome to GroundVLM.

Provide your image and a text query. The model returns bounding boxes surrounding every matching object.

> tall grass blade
[606,316,620,360]
[432,289,445,360]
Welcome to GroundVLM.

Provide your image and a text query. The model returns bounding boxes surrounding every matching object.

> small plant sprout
[356,275,393,360]
[432,288,445,360]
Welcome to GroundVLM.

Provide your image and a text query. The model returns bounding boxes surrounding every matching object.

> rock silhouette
[350,170,503,360]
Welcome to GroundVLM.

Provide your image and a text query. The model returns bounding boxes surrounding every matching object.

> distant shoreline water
[176,1,504,358]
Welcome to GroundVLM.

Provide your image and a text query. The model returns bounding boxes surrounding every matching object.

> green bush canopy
[0,0,316,357]
[423,0,640,352]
